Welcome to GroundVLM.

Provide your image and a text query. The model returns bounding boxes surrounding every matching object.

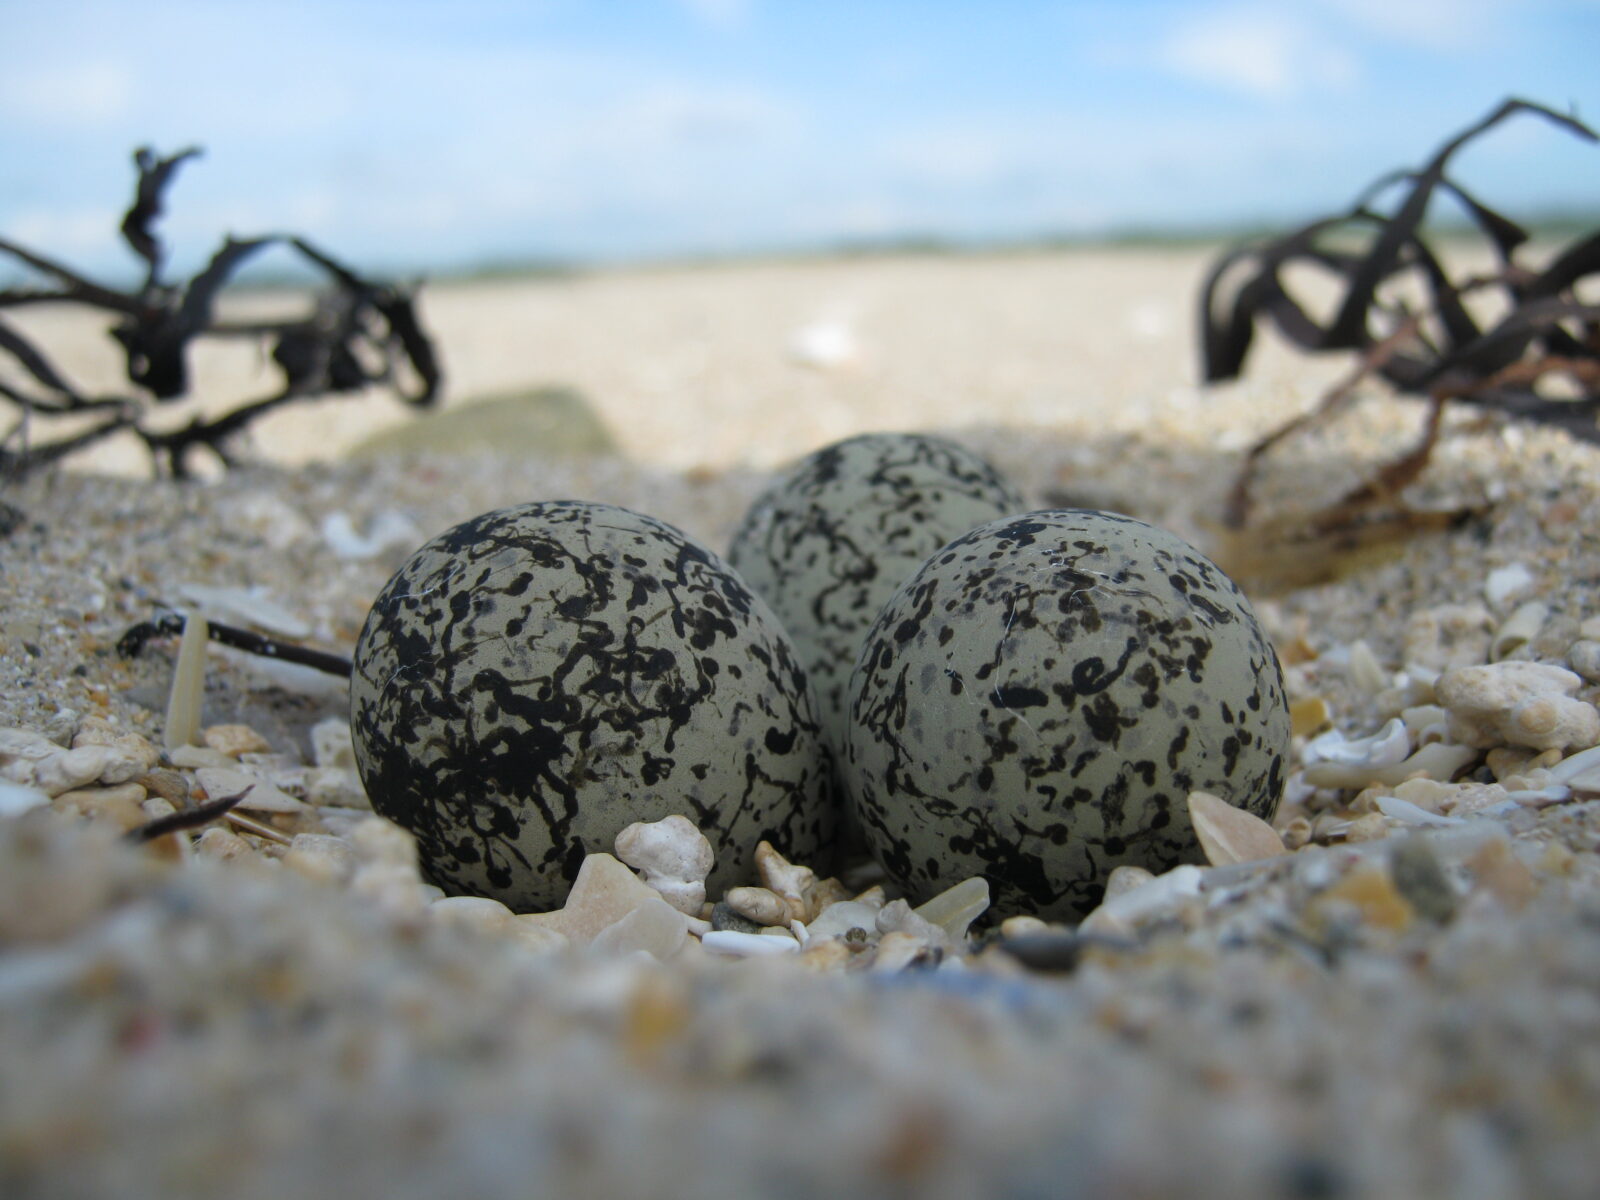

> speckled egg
[728,433,1024,757]
[845,509,1288,920]
[350,500,836,912]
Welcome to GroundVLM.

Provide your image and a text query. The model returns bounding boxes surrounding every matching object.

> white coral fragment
[614,815,715,916]
[754,840,817,920]
[1435,662,1600,752]
[1402,603,1492,672]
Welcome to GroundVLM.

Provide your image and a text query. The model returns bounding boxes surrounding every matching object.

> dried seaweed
[1202,98,1599,425]
[117,611,354,678]
[1,147,442,479]
[1200,99,1599,589]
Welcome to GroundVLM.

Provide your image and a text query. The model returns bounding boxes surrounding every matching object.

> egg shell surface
[845,509,1289,920]
[728,432,1024,756]
[350,500,837,912]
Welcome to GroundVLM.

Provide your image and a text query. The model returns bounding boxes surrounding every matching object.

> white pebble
[1485,563,1535,608]
[194,767,306,813]
[282,833,357,885]
[700,929,800,957]
[0,780,50,818]
[1082,864,1202,932]
[1567,640,1600,683]
[1374,794,1464,826]
[321,511,420,560]
[310,717,358,770]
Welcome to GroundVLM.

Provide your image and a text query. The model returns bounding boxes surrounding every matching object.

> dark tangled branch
[1,146,442,479]
[1200,97,1600,439]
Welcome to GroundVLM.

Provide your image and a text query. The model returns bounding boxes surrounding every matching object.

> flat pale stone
[912,876,990,941]
[507,920,571,956]
[51,783,149,831]
[1103,865,1156,902]
[194,767,306,813]
[71,717,159,783]
[347,388,617,460]
[523,853,668,945]
[430,895,517,933]
[589,895,689,960]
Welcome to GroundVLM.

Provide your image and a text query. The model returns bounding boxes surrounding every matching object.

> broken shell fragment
[1490,601,1548,662]
[1187,790,1288,866]
[1302,741,1476,790]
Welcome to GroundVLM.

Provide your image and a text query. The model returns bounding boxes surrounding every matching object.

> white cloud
[3,204,126,263]
[1158,6,1359,98]
[676,0,752,31]
[597,84,797,150]
[886,128,1028,188]
[1319,0,1504,51]
[0,60,134,129]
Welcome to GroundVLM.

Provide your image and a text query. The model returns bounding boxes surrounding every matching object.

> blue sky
[3,0,1598,280]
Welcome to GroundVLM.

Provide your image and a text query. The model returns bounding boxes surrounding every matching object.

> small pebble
[430,895,517,934]
[1311,867,1414,932]
[1388,836,1457,923]
[724,885,792,927]
[203,724,273,758]
[1466,837,1537,911]
[1565,639,1600,683]
[50,783,149,832]
[194,827,255,862]
[282,833,358,886]
[709,901,764,935]
[70,717,159,783]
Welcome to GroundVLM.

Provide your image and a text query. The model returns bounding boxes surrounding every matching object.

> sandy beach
[3,247,1599,1198]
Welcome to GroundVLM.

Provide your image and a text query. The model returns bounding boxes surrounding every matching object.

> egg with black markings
[728,432,1025,761]
[845,509,1289,919]
[350,499,837,912]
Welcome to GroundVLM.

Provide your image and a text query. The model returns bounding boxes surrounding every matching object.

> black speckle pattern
[845,509,1289,920]
[727,433,1023,757]
[350,500,837,912]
